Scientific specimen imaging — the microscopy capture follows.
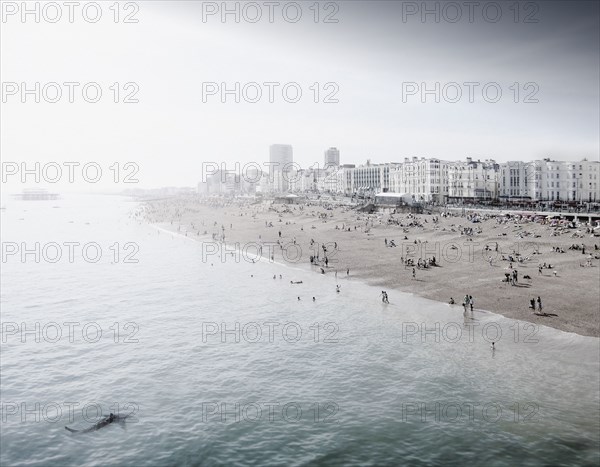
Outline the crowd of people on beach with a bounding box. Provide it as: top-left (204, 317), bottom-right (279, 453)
top-left (136, 195), bottom-right (600, 332)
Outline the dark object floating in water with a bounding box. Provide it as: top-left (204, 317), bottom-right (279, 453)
top-left (65, 413), bottom-right (129, 433)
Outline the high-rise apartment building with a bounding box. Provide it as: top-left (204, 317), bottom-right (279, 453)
top-left (324, 147), bottom-right (340, 168)
top-left (269, 144), bottom-right (293, 192)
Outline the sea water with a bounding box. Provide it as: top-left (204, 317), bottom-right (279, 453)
top-left (1, 194), bottom-right (598, 467)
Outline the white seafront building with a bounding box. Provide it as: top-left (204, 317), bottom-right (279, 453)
top-left (499, 159), bottom-right (600, 203)
top-left (197, 145), bottom-right (599, 204)
top-left (286, 157), bottom-right (600, 204)
top-left (390, 157), bottom-right (450, 204)
top-left (345, 160), bottom-right (398, 196)
top-left (448, 158), bottom-right (500, 202)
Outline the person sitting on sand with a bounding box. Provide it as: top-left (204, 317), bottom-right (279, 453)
top-left (449, 297), bottom-right (455, 305)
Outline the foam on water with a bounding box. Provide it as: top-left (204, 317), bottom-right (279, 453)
top-left (1, 195), bottom-right (599, 467)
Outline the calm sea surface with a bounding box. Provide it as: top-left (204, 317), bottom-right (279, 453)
top-left (1, 194), bottom-right (599, 467)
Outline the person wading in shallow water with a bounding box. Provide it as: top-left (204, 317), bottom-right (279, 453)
top-left (379, 291), bottom-right (389, 303)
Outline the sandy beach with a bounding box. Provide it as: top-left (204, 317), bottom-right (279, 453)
top-left (138, 197), bottom-right (600, 337)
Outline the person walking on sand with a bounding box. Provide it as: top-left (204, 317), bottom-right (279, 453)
top-left (469, 295), bottom-right (474, 312)
top-left (537, 296), bottom-right (543, 313)
top-left (412, 268), bottom-right (416, 280)
top-left (347, 268), bottom-right (350, 276)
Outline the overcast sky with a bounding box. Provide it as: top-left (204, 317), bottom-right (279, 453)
top-left (1, 0), bottom-right (599, 191)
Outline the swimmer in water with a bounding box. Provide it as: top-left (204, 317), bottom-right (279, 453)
top-left (312, 297), bottom-right (316, 301)
top-left (491, 342), bottom-right (495, 350)
top-left (336, 285), bottom-right (341, 293)
top-left (297, 297), bottom-right (301, 301)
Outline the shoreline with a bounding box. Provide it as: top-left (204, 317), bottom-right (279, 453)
top-left (150, 221), bottom-right (599, 342)
top-left (139, 197), bottom-right (600, 337)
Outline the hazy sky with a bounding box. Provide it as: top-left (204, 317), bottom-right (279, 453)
top-left (1, 0), bottom-right (599, 191)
